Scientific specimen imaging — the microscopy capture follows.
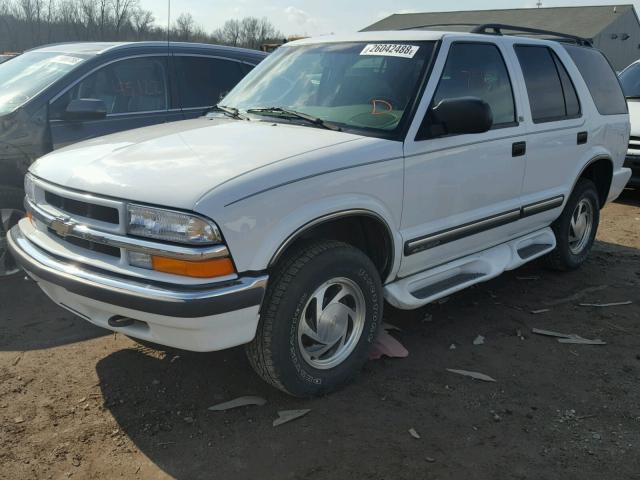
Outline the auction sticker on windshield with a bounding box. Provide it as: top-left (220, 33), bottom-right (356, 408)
top-left (360, 44), bottom-right (420, 58)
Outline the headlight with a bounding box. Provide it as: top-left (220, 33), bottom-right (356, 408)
top-left (24, 174), bottom-right (36, 203)
top-left (127, 204), bottom-right (222, 245)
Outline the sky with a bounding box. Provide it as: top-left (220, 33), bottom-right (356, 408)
top-left (140, 0), bottom-right (640, 37)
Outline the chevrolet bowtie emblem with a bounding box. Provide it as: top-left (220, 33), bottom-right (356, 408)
top-left (50, 217), bottom-right (75, 237)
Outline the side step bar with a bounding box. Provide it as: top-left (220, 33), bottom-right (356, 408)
top-left (413, 273), bottom-right (484, 299)
top-left (385, 228), bottom-right (556, 310)
top-left (517, 243), bottom-right (553, 259)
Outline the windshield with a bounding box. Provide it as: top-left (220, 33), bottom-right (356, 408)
top-left (0, 51), bottom-right (88, 116)
top-left (619, 62), bottom-right (640, 98)
top-left (222, 41), bottom-right (436, 136)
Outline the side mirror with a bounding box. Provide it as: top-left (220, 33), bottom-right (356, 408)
top-left (63, 98), bottom-right (107, 121)
top-left (421, 97), bottom-right (493, 138)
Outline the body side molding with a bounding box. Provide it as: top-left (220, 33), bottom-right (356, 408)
top-left (404, 194), bottom-right (565, 256)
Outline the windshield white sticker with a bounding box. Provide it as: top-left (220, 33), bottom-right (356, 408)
top-left (360, 44), bottom-right (419, 58)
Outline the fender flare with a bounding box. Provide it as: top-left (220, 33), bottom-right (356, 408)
top-left (267, 208), bottom-right (397, 279)
top-left (571, 154), bottom-right (613, 207)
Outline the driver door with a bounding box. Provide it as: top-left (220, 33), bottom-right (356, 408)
top-left (48, 56), bottom-right (176, 149)
top-left (399, 39), bottom-right (528, 278)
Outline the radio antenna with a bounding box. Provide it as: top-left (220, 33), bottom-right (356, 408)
top-left (167, 0), bottom-right (171, 45)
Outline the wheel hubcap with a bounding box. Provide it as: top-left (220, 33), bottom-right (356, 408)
top-left (568, 198), bottom-right (593, 255)
top-left (0, 208), bottom-right (24, 277)
top-left (297, 277), bottom-right (366, 370)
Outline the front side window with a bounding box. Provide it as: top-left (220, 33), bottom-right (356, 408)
top-left (429, 42), bottom-right (516, 132)
top-left (0, 51), bottom-right (89, 116)
top-left (51, 57), bottom-right (168, 119)
top-left (221, 41), bottom-right (436, 137)
top-left (175, 56), bottom-right (248, 108)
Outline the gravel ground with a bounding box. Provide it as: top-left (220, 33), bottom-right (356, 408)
top-left (1, 190), bottom-right (639, 480)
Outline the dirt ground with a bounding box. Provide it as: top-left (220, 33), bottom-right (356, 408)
top-left (1, 190), bottom-right (639, 480)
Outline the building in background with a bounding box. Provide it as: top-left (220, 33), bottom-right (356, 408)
top-left (363, 5), bottom-right (640, 70)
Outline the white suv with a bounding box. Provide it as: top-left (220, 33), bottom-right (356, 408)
top-left (8, 27), bottom-right (632, 396)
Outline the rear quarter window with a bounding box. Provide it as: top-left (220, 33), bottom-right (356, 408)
top-left (564, 45), bottom-right (627, 115)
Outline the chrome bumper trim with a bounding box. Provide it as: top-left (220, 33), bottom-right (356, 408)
top-left (8, 227), bottom-right (266, 318)
top-left (27, 199), bottom-right (229, 260)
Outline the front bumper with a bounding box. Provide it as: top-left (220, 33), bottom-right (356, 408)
top-left (624, 156), bottom-right (640, 187)
top-left (8, 226), bottom-right (268, 351)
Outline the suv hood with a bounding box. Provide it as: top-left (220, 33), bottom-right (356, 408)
top-left (30, 117), bottom-right (363, 209)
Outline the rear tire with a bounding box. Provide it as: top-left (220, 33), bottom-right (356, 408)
top-left (0, 186), bottom-right (26, 279)
top-left (545, 178), bottom-right (599, 271)
top-left (246, 240), bottom-right (383, 397)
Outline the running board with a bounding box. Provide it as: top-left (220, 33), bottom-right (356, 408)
top-left (413, 273), bottom-right (484, 299)
top-left (518, 243), bottom-right (552, 259)
top-left (385, 228), bottom-right (556, 310)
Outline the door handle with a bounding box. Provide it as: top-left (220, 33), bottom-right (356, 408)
top-left (512, 141), bottom-right (526, 157)
top-left (577, 131), bottom-right (588, 145)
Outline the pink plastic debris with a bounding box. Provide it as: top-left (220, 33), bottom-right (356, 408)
top-left (369, 327), bottom-right (409, 360)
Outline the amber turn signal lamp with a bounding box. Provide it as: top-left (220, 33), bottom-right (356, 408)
top-left (26, 211), bottom-right (33, 223)
top-left (151, 256), bottom-right (235, 278)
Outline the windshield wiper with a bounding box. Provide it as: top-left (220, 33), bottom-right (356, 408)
top-left (246, 107), bottom-right (342, 131)
top-left (210, 104), bottom-right (247, 120)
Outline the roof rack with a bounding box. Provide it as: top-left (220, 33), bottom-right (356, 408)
top-left (471, 24), bottom-right (592, 47)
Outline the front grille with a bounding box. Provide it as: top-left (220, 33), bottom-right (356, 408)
top-left (45, 191), bottom-right (119, 224)
top-left (47, 228), bottom-right (120, 258)
top-left (48, 228), bottom-right (121, 258)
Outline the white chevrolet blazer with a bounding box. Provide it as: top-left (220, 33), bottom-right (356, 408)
top-left (8, 28), bottom-right (632, 396)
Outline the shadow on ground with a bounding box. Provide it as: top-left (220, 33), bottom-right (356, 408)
top-left (95, 240), bottom-right (640, 480)
top-left (615, 187), bottom-right (639, 206)
top-left (0, 275), bottom-right (107, 351)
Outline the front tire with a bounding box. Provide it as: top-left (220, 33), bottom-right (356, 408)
top-left (246, 240), bottom-right (383, 397)
top-left (545, 178), bottom-right (600, 271)
top-left (0, 186), bottom-right (26, 279)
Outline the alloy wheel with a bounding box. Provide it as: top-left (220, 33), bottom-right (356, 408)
top-left (297, 277), bottom-right (366, 370)
top-left (568, 198), bottom-right (594, 255)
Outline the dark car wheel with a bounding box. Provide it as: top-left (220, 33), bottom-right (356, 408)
top-left (246, 240), bottom-right (383, 397)
top-left (545, 178), bottom-right (600, 271)
top-left (0, 186), bottom-right (25, 279)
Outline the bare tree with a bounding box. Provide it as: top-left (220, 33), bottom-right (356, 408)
top-left (174, 12), bottom-right (194, 41)
top-left (0, 4), bottom-right (277, 52)
top-left (96, 0), bottom-right (110, 40)
top-left (131, 5), bottom-right (152, 40)
top-left (111, 0), bottom-right (135, 38)
top-left (213, 19), bottom-right (241, 46)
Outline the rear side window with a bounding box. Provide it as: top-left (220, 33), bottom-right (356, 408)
top-left (564, 45), bottom-right (627, 115)
top-left (515, 45), bottom-right (580, 123)
top-left (174, 56), bottom-right (247, 108)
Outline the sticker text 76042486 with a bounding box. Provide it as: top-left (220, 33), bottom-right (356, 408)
top-left (360, 44), bottom-right (420, 59)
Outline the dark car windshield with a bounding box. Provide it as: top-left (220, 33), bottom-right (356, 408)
top-left (619, 62), bottom-right (640, 98)
top-left (221, 41), bottom-right (436, 137)
top-left (0, 51), bottom-right (89, 115)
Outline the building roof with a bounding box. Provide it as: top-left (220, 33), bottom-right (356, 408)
top-left (362, 5), bottom-right (638, 39)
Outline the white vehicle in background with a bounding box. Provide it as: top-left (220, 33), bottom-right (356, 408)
top-left (8, 25), bottom-right (631, 397)
top-left (618, 61), bottom-right (640, 187)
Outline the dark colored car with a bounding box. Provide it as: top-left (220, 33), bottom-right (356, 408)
top-left (0, 41), bottom-right (266, 277)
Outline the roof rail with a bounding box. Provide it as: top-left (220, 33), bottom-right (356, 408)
top-left (471, 24), bottom-right (592, 46)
